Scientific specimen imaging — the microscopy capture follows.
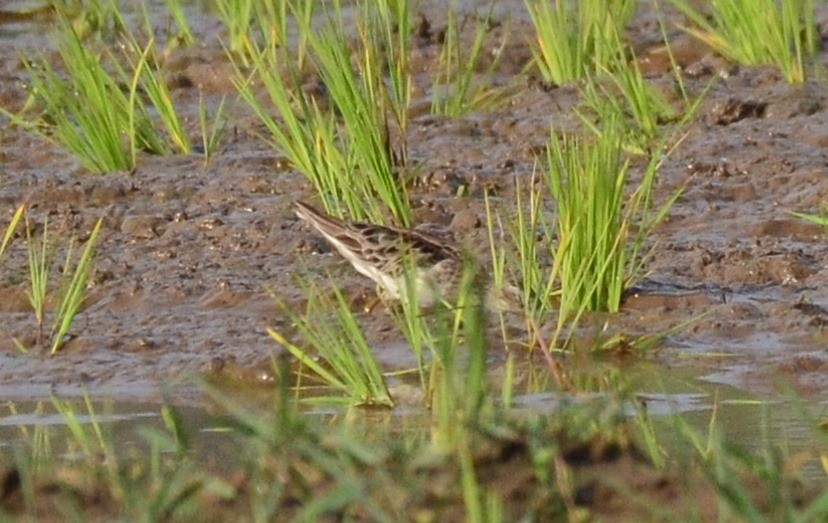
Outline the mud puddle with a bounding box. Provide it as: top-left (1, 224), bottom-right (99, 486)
top-left (0, 361), bottom-right (820, 481)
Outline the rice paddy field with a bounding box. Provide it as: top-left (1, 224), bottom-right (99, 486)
top-left (0, 0), bottom-right (826, 520)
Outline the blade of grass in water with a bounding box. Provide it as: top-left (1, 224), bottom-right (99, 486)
top-left (269, 279), bottom-right (393, 408)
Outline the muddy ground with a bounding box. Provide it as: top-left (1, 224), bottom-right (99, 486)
top-left (0, 2), bottom-right (825, 413)
top-left (0, 1), bottom-right (826, 520)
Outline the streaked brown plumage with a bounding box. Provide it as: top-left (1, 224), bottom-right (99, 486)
top-left (295, 201), bottom-right (518, 311)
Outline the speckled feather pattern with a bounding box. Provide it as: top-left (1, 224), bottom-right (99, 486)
top-left (294, 202), bottom-right (465, 307)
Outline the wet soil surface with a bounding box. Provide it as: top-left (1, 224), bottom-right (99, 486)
top-left (0, 1), bottom-right (826, 412)
top-left (0, 3), bottom-right (827, 518)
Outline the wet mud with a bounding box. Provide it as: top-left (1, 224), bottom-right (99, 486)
top-left (0, 1), bottom-right (826, 413)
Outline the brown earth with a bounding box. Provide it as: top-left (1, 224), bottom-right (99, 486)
top-left (0, 1), bottom-right (826, 519)
top-left (0, 2), bottom-right (825, 402)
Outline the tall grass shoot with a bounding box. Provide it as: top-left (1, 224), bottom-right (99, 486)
top-left (1, 205), bottom-right (24, 263)
top-left (25, 216), bottom-right (52, 347)
top-left (366, 0), bottom-right (412, 165)
top-left (163, 0), bottom-right (195, 47)
top-left (197, 92), bottom-right (230, 165)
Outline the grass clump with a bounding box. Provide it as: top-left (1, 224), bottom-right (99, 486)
top-left (4, 2), bottom-right (194, 173)
top-left (12, 20), bottom-right (161, 172)
top-left (579, 55), bottom-right (678, 152)
top-left (430, 5), bottom-right (509, 116)
top-left (309, 3), bottom-right (410, 225)
top-left (214, 0), bottom-right (304, 65)
top-left (235, 0), bottom-right (411, 225)
top-left (670, 0), bottom-right (818, 84)
top-left (213, 0), bottom-right (256, 57)
top-left (524, 0), bottom-right (636, 86)
top-left (494, 117), bottom-right (680, 351)
top-left (268, 280), bottom-right (393, 408)
top-left (21, 216), bottom-right (104, 354)
top-left (4, 386), bottom-right (826, 521)
top-left (545, 120), bottom-right (674, 317)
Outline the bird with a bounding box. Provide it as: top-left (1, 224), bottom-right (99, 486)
top-left (294, 201), bottom-right (519, 313)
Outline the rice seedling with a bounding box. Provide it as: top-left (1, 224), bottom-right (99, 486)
top-left (430, 4), bottom-right (509, 116)
top-left (215, 0), bottom-right (316, 65)
top-left (268, 279), bottom-right (393, 408)
top-left (232, 45), bottom-right (356, 217)
top-left (669, 0), bottom-right (818, 84)
top-left (25, 216), bottom-right (52, 348)
top-left (5, 8), bottom-right (197, 173)
top-left (255, 1), bottom-right (316, 71)
top-left (50, 217), bottom-right (103, 354)
top-left (578, 14), bottom-right (711, 154)
top-left (524, 0), bottom-right (637, 86)
top-left (197, 92), bottom-right (230, 165)
top-left (483, 194), bottom-right (521, 345)
top-left (579, 53), bottom-right (677, 152)
top-left (492, 116), bottom-right (680, 355)
top-left (545, 119), bottom-right (677, 318)
top-left (307, 5), bottom-right (410, 225)
top-left (250, 0), bottom-right (288, 49)
top-left (125, 36), bottom-right (191, 156)
top-left (9, 19), bottom-right (155, 172)
top-left (20, 215), bottom-right (103, 354)
top-left (489, 174), bottom-right (559, 325)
